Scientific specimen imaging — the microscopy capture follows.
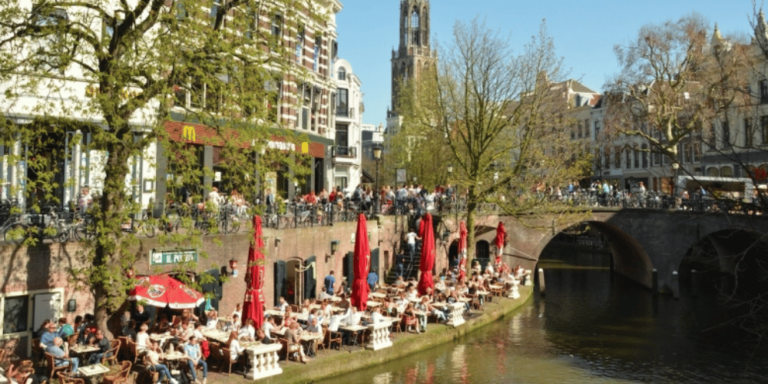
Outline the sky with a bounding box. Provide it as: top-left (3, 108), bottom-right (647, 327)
top-left (334, 0), bottom-right (759, 128)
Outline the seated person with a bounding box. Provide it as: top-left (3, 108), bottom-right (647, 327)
top-left (87, 329), bottom-right (112, 365)
top-left (7, 360), bottom-right (39, 384)
top-left (284, 322), bottom-right (310, 363)
top-left (275, 297), bottom-right (289, 313)
top-left (49, 337), bottom-right (79, 373)
top-left (262, 316), bottom-right (280, 343)
top-left (135, 323), bottom-right (150, 353)
top-left (238, 319), bottom-right (256, 341)
top-left (306, 317), bottom-right (322, 334)
top-left (40, 321), bottom-right (59, 350)
top-left (145, 341), bottom-right (178, 384)
top-left (364, 307), bottom-right (386, 325)
top-left (227, 331), bottom-right (246, 362)
top-left (327, 313), bottom-right (342, 333)
top-left (183, 337), bottom-right (207, 384)
top-left (153, 314), bottom-right (171, 334)
top-left (300, 299), bottom-right (312, 315)
top-left (205, 311), bottom-right (219, 330)
top-left (57, 317), bottom-right (74, 339)
top-left (282, 308), bottom-right (297, 329)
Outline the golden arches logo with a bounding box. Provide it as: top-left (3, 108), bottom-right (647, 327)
top-left (182, 125), bottom-right (196, 142)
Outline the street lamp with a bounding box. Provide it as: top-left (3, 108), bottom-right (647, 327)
top-left (493, 172), bottom-right (499, 183)
top-left (373, 144), bottom-right (382, 214)
top-left (447, 164), bottom-right (453, 175)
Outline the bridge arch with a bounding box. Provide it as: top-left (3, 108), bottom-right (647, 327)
top-left (533, 220), bottom-right (655, 289)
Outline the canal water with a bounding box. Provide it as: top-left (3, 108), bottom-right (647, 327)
top-left (320, 245), bottom-right (768, 384)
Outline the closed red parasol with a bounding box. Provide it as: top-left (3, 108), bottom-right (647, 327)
top-left (417, 213), bottom-right (435, 295)
top-left (458, 221), bottom-right (468, 281)
top-left (494, 222), bottom-right (507, 265)
top-left (242, 215), bottom-right (266, 329)
top-left (128, 274), bottom-right (205, 309)
top-left (350, 214), bottom-right (371, 311)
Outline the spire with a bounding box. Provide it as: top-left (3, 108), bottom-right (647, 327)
top-left (712, 23), bottom-right (723, 43)
top-left (756, 9), bottom-right (768, 48)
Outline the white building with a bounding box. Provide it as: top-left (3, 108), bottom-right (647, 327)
top-left (331, 58), bottom-right (364, 194)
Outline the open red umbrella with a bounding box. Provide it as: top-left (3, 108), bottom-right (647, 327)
top-left (494, 222), bottom-right (507, 266)
top-left (458, 221), bottom-right (468, 281)
top-left (417, 213), bottom-right (435, 295)
top-left (242, 215), bottom-right (265, 329)
top-left (350, 214), bottom-right (371, 311)
top-left (129, 274), bottom-right (205, 309)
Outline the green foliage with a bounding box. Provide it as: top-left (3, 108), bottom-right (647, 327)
top-left (0, 0), bottom-right (329, 330)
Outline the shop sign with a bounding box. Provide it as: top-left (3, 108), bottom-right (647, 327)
top-left (150, 248), bottom-right (198, 266)
top-left (182, 125), bottom-right (196, 142)
top-left (267, 141), bottom-right (296, 151)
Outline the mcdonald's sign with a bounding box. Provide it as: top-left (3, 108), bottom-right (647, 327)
top-left (301, 142), bottom-right (309, 154)
top-left (182, 125), bottom-right (196, 142)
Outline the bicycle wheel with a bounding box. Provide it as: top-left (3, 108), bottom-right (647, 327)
top-left (53, 224), bottom-right (69, 243)
top-left (278, 216), bottom-right (289, 229)
top-left (228, 217), bottom-right (241, 234)
top-left (3, 223), bottom-right (27, 244)
top-left (141, 222), bottom-right (156, 238)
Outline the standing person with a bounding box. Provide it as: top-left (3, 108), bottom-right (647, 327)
top-left (367, 269), bottom-right (378, 291)
top-left (395, 257), bottom-right (405, 278)
top-left (133, 304), bottom-right (151, 331)
top-left (207, 187), bottom-right (221, 209)
top-left (324, 271), bottom-right (336, 295)
top-left (264, 188), bottom-right (275, 212)
top-left (404, 228), bottom-right (419, 263)
top-left (78, 186), bottom-right (93, 213)
top-left (230, 303), bottom-right (242, 321)
top-left (184, 337), bottom-right (208, 384)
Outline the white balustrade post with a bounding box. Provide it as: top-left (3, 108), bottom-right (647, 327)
top-left (366, 321), bottom-right (393, 351)
top-left (246, 343), bottom-right (283, 380)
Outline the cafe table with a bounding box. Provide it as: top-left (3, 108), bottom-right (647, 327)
top-left (339, 324), bottom-right (368, 348)
top-left (149, 333), bottom-right (175, 348)
top-left (366, 300), bottom-right (383, 308)
top-left (77, 363), bottom-right (110, 383)
top-left (369, 292), bottom-right (387, 299)
top-left (202, 329), bottom-right (230, 344)
top-left (162, 351), bottom-right (188, 378)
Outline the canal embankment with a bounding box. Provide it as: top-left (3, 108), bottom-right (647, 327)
top-left (236, 286), bottom-right (532, 384)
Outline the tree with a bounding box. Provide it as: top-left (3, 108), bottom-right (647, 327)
top-left (603, 14), bottom-right (750, 192)
top-left (396, 18), bottom-right (590, 273)
top-left (0, 0), bottom-right (321, 335)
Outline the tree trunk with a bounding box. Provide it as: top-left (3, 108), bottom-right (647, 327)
top-left (465, 198), bottom-right (477, 279)
top-left (92, 137), bottom-right (132, 338)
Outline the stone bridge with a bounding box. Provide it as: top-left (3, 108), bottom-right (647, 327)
top-left (439, 209), bottom-right (768, 292)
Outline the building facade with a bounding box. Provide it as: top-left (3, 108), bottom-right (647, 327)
top-left (331, 58), bottom-right (365, 194)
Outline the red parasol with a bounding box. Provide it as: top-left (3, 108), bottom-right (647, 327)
top-left (494, 222), bottom-right (507, 265)
top-left (458, 221), bottom-right (468, 281)
top-left (417, 213), bottom-right (435, 295)
top-left (350, 214), bottom-right (371, 311)
top-left (129, 274), bottom-right (205, 309)
top-left (242, 215), bottom-right (266, 329)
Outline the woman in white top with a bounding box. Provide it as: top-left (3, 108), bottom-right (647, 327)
top-left (238, 319), bottom-right (256, 341)
top-left (231, 303), bottom-right (242, 321)
top-left (227, 331), bottom-right (246, 362)
top-left (135, 323), bottom-right (150, 352)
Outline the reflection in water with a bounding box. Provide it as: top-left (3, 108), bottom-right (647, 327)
top-left (320, 245), bottom-right (768, 384)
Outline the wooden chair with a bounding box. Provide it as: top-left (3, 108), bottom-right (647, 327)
top-left (327, 328), bottom-right (343, 350)
top-left (316, 328), bottom-right (328, 352)
top-left (32, 338), bottom-right (44, 364)
top-left (116, 336), bottom-right (128, 360)
top-left (102, 339), bottom-right (121, 366)
top-left (289, 304), bottom-right (299, 313)
top-left (57, 371), bottom-right (85, 384)
top-left (125, 338), bottom-right (139, 364)
top-left (102, 361), bottom-right (131, 384)
top-left (402, 313), bottom-right (419, 333)
top-left (219, 347), bottom-right (243, 376)
top-left (208, 342), bottom-right (222, 370)
top-left (45, 352), bottom-right (71, 383)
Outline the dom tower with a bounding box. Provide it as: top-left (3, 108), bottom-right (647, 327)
top-left (386, 0), bottom-right (437, 136)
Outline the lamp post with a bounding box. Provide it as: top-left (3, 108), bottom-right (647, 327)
top-left (373, 144), bottom-right (382, 214)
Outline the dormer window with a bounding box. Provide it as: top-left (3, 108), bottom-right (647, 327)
top-left (338, 67), bottom-right (346, 81)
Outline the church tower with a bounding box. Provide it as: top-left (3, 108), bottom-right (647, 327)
top-left (389, 0), bottom-right (436, 117)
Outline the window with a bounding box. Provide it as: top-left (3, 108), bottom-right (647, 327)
top-left (707, 167), bottom-right (719, 177)
top-left (570, 126), bottom-right (575, 140)
top-left (693, 143), bottom-right (701, 163)
top-left (625, 148), bottom-right (632, 169)
top-left (271, 14), bottom-right (282, 43)
top-left (762, 116), bottom-right (768, 145)
top-left (210, 0), bottom-right (221, 21)
top-left (594, 120), bottom-right (601, 139)
top-left (613, 146), bottom-right (620, 169)
top-left (336, 88), bottom-right (348, 116)
top-left (760, 80), bottom-right (768, 104)
top-left (334, 177), bottom-right (348, 191)
top-left (634, 145), bottom-right (640, 168)
top-left (683, 143), bottom-right (692, 164)
top-left (722, 121), bottom-right (731, 148)
top-left (745, 118), bottom-right (754, 147)
top-left (411, 10), bottom-right (420, 45)
top-left (32, 7), bottom-right (68, 72)
top-left (708, 122), bottom-right (717, 149)
top-left (338, 67), bottom-right (346, 81)
top-left (720, 166), bottom-right (733, 177)
top-left (296, 24), bottom-right (305, 64)
top-left (3, 295), bottom-right (29, 334)
top-left (578, 121), bottom-right (583, 138)
top-left (330, 40), bottom-right (338, 78)
top-left (603, 147), bottom-right (610, 169)
top-left (314, 37), bottom-right (321, 71)
top-left (642, 144), bottom-right (649, 168)
top-left (653, 151), bottom-right (661, 166)
top-left (190, 77), bottom-right (204, 109)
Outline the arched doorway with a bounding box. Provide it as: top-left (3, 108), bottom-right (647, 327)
top-left (274, 256), bottom-right (317, 306)
top-left (448, 241), bottom-right (458, 269)
top-left (476, 240), bottom-right (490, 271)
